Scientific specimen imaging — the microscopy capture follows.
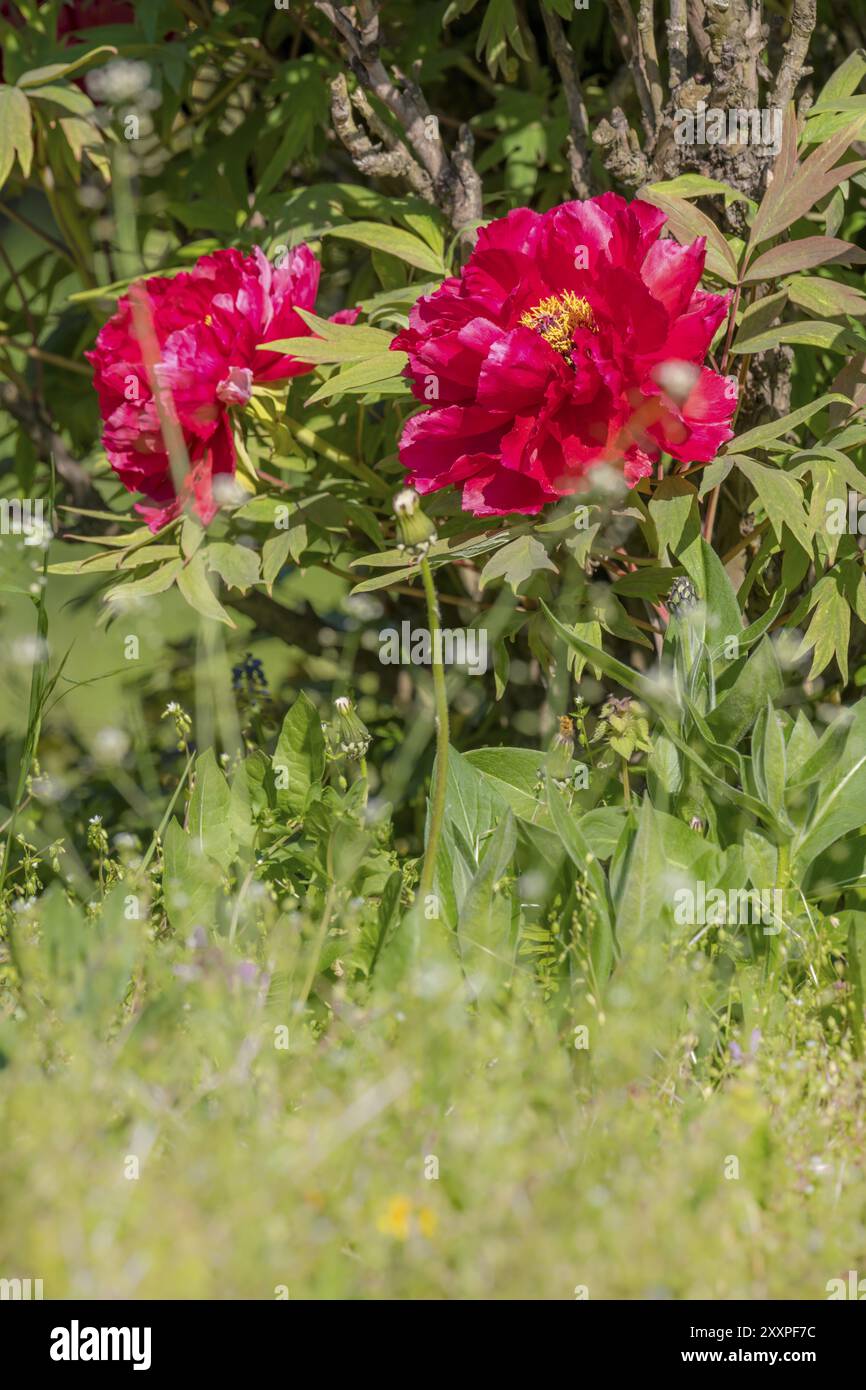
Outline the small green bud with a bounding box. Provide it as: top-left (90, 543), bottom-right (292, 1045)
top-left (334, 695), bottom-right (371, 760)
top-left (393, 487), bottom-right (437, 559)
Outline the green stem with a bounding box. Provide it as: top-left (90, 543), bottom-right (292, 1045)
top-left (283, 417), bottom-right (390, 497)
top-left (418, 558), bottom-right (450, 905)
top-left (299, 838), bottom-right (337, 1006)
top-left (358, 755), bottom-right (369, 809)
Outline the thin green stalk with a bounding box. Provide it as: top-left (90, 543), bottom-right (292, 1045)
top-left (283, 417), bottom-right (390, 497)
top-left (358, 755), bottom-right (369, 809)
top-left (299, 837), bottom-right (337, 1006)
top-left (418, 557), bottom-right (450, 904)
top-left (140, 752), bottom-right (193, 873)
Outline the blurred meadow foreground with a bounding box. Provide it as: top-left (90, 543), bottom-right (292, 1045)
top-left (4, 0), bottom-right (866, 1301)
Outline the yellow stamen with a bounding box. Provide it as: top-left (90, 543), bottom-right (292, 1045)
top-left (520, 290), bottom-right (596, 357)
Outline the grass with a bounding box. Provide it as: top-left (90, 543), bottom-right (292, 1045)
top-left (2, 551), bottom-right (866, 1302)
top-left (2, 905), bottom-right (865, 1299)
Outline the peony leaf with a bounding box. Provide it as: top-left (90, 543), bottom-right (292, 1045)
top-left (103, 561), bottom-right (185, 612)
top-left (305, 352), bottom-right (408, 405)
top-left (748, 116), bottom-right (866, 248)
top-left (728, 395), bottom-right (851, 452)
top-left (797, 572), bottom-right (851, 683)
top-left (479, 536), bottom-right (557, 594)
top-left (735, 457), bottom-right (813, 553)
top-left (206, 542), bottom-right (260, 594)
top-left (641, 173), bottom-right (755, 210)
top-left (176, 552), bottom-right (235, 625)
top-left (15, 48), bottom-right (117, 88)
top-left (648, 476), bottom-right (699, 559)
top-left (729, 320), bottom-right (861, 354)
top-left (325, 222), bottom-right (445, 274)
top-left (0, 85), bottom-right (33, 186)
top-left (742, 236), bottom-right (866, 282)
top-left (261, 532), bottom-right (292, 591)
top-left (636, 188), bottom-right (739, 283)
top-left (260, 311), bottom-right (394, 363)
top-left (24, 84), bottom-right (92, 116)
top-left (812, 47), bottom-right (866, 107)
top-left (784, 275), bottom-right (866, 320)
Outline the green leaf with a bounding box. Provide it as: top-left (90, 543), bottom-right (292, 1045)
top-left (648, 476), bottom-right (699, 560)
top-left (262, 532), bottom-right (292, 590)
top-left (752, 697), bottom-right (787, 817)
top-left (794, 705), bottom-right (866, 870)
top-left (636, 188), bottom-right (739, 283)
top-left (206, 542), bottom-right (260, 594)
top-left (742, 829), bottom-right (778, 894)
top-left (457, 812), bottom-right (518, 985)
top-left (640, 173), bottom-right (754, 209)
top-left (464, 747), bottom-right (546, 822)
top-left (748, 116), bottom-right (866, 248)
top-left (325, 222), bottom-right (445, 275)
top-left (433, 747), bottom-right (509, 930)
top-left (541, 601), bottom-right (669, 714)
top-left (260, 311), bottom-right (395, 363)
top-left (105, 559), bottom-right (184, 607)
top-left (15, 48), bottom-right (118, 88)
top-left (709, 638), bottom-right (783, 744)
top-left (176, 552), bottom-right (235, 626)
top-left (229, 751), bottom-right (273, 851)
top-left (272, 692), bottom-right (325, 817)
top-left (162, 820), bottom-right (219, 937)
top-left (305, 352), bottom-right (407, 405)
top-left (614, 800), bottom-right (670, 952)
top-left (735, 457), bottom-right (814, 553)
top-left (547, 784), bottom-right (614, 983)
top-left (188, 749), bottom-right (236, 866)
top-left (729, 321), bottom-right (860, 354)
top-left (843, 910), bottom-right (866, 1054)
top-left (797, 572), bottom-right (851, 682)
top-left (784, 275), bottom-right (866, 319)
top-left (479, 536), bottom-right (557, 594)
top-left (729, 395), bottom-right (851, 452)
top-left (24, 83), bottom-right (92, 116)
top-left (743, 236), bottom-right (866, 282)
top-left (813, 48), bottom-right (866, 107)
top-left (0, 85), bottom-right (33, 185)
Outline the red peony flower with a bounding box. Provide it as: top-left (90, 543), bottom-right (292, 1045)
top-left (391, 193), bottom-right (736, 515)
top-left (1, 2), bottom-right (135, 85)
top-left (56, 0), bottom-right (134, 36)
top-left (87, 246), bottom-right (357, 530)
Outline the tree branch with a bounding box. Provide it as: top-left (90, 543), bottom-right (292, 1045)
top-left (771, 0), bottom-right (817, 110)
top-left (314, 0), bottom-right (482, 238)
top-left (540, 3), bottom-right (592, 197)
top-left (327, 73), bottom-right (433, 199)
top-left (666, 0), bottom-right (689, 92)
top-left (605, 0), bottom-right (663, 139)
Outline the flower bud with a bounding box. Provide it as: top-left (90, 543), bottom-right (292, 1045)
top-left (537, 715), bottom-right (576, 788)
top-left (393, 488), bottom-right (437, 560)
top-left (334, 696), bottom-right (371, 760)
top-left (667, 575), bottom-right (698, 615)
